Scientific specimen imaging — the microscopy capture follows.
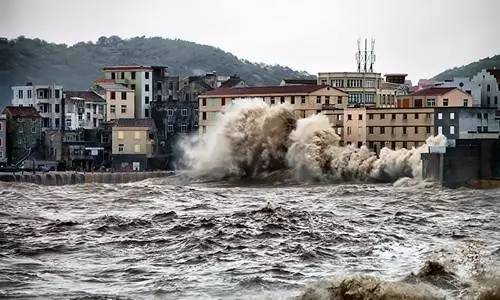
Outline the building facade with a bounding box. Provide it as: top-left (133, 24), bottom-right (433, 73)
top-left (3, 106), bottom-right (42, 165)
top-left (63, 91), bottom-right (106, 130)
top-left (111, 118), bottom-right (156, 171)
top-left (317, 72), bottom-right (409, 107)
top-left (397, 87), bottom-right (473, 108)
top-left (199, 85), bottom-right (348, 134)
top-left (0, 114), bottom-right (6, 166)
top-left (11, 83), bottom-right (63, 130)
top-left (470, 69), bottom-right (500, 108)
top-left (94, 80), bottom-right (135, 121)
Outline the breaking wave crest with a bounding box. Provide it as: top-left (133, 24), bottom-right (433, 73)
top-left (179, 100), bottom-right (446, 182)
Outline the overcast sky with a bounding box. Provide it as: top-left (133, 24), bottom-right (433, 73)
top-left (1, 0), bottom-right (499, 83)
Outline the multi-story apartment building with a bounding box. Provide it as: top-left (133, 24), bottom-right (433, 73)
top-left (3, 106), bottom-right (42, 165)
top-left (317, 72), bottom-right (409, 107)
top-left (437, 77), bottom-right (481, 106)
top-left (94, 80), bottom-right (135, 121)
top-left (63, 91), bottom-right (106, 130)
top-left (199, 85), bottom-right (348, 134)
top-left (470, 69), bottom-right (500, 108)
top-left (11, 83), bottom-right (63, 130)
top-left (397, 87), bottom-right (473, 108)
top-left (0, 114), bottom-right (6, 166)
top-left (111, 118), bottom-right (156, 171)
top-left (103, 65), bottom-right (168, 118)
top-left (342, 107), bottom-right (436, 153)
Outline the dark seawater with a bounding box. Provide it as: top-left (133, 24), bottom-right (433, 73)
top-left (1, 176), bottom-right (500, 299)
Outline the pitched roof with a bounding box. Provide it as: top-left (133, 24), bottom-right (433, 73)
top-left (64, 90), bottom-right (104, 102)
top-left (487, 69), bottom-right (500, 83)
top-left (220, 76), bottom-right (245, 88)
top-left (102, 65), bottom-right (167, 71)
top-left (3, 106), bottom-right (41, 118)
top-left (281, 79), bottom-right (318, 85)
top-left (410, 87), bottom-right (457, 96)
top-left (202, 85), bottom-right (345, 96)
top-left (115, 118), bottom-right (155, 128)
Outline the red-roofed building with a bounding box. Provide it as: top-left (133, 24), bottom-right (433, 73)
top-left (396, 87), bottom-right (473, 108)
top-left (198, 85), bottom-right (348, 134)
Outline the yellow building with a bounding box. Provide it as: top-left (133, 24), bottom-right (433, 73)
top-left (111, 118), bottom-right (156, 171)
top-left (94, 80), bottom-right (135, 121)
top-left (198, 85), bottom-right (348, 134)
top-left (397, 87), bottom-right (473, 108)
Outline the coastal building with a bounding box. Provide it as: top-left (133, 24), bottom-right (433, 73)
top-left (437, 77), bottom-right (481, 106)
top-left (0, 114), bottom-right (6, 166)
top-left (63, 91), bottom-right (106, 130)
top-left (280, 79), bottom-right (318, 86)
top-left (3, 106), bottom-right (42, 165)
top-left (102, 65), bottom-right (168, 118)
top-left (93, 80), bottom-right (135, 121)
top-left (11, 83), bottom-right (63, 130)
top-left (317, 72), bottom-right (409, 107)
top-left (470, 69), bottom-right (500, 108)
top-left (341, 107), bottom-right (436, 153)
top-left (396, 87), bottom-right (473, 108)
top-left (199, 85), bottom-right (348, 134)
top-left (111, 118), bottom-right (156, 171)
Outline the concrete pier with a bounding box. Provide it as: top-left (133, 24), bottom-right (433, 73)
top-left (0, 171), bottom-right (172, 186)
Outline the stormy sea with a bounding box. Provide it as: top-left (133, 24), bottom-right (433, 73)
top-left (2, 102), bottom-right (500, 299)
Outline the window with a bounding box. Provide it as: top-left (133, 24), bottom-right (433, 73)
top-left (358, 114), bottom-right (362, 120)
top-left (110, 105), bottom-right (116, 114)
top-left (347, 127), bottom-right (351, 135)
top-left (121, 105), bottom-right (127, 113)
top-left (427, 127), bottom-right (431, 134)
top-left (221, 98), bottom-right (226, 106)
top-left (450, 113), bottom-right (455, 120)
top-left (27, 90), bottom-right (32, 98)
top-left (134, 144), bottom-right (140, 153)
top-left (291, 97), bottom-right (295, 104)
top-left (111, 72), bottom-right (116, 80)
top-left (145, 96), bottom-right (149, 104)
top-left (368, 114), bottom-right (373, 120)
top-left (156, 82), bottom-right (162, 90)
top-left (19, 126), bottom-right (23, 133)
top-left (118, 131), bottom-right (124, 139)
top-left (347, 114), bottom-right (352, 120)
top-left (443, 99), bottom-right (449, 106)
top-left (270, 97), bottom-right (275, 105)
top-left (495, 96), bottom-right (498, 105)
top-left (181, 124), bottom-right (187, 132)
top-left (336, 127), bottom-right (342, 135)
top-left (380, 127), bottom-right (385, 134)
top-left (145, 72), bottom-right (150, 79)
top-left (134, 131), bottom-right (141, 139)
top-left (450, 126), bottom-right (455, 135)
top-left (477, 126), bottom-right (482, 133)
top-left (181, 109), bottom-right (187, 116)
top-left (438, 126), bottom-right (443, 135)
top-left (487, 84), bottom-right (491, 92)
top-left (168, 124), bottom-right (174, 132)
top-left (157, 95), bottom-right (161, 101)
top-left (487, 96), bottom-right (491, 105)
top-left (414, 99), bottom-right (423, 107)
top-left (122, 92), bottom-right (127, 100)
top-left (118, 144), bottom-right (124, 152)
top-left (55, 89), bottom-right (60, 99)
top-left (427, 99), bottom-right (435, 107)
top-left (31, 126), bottom-right (36, 133)
top-left (438, 113), bottom-right (443, 120)
top-left (484, 113), bottom-right (488, 120)
top-left (280, 96), bottom-right (285, 104)
top-left (483, 126), bottom-right (488, 132)
top-left (55, 104), bottom-right (60, 113)
top-left (415, 127), bottom-right (418, 134)
top-left (325, 96), bottom-right (330, 105)
top-left (380, 114), bottom-right (385, 119)
top-left (131, 72), bottom-right (136, 80)
top-left (337, 96), bottom-right (342, 105)
top-left (145, 109), bottom-right (149, 118)
top-left (202, 99), bottom-right (206, 106)
top-left (131, 84), bottom-right (136, 90)
top-left (145, 84), bottom-right (150, 92)
top-left (111, 91), bottom-right (116, 100)
top-left (301, 96), bottom-right (306, 104)
top-left (403, 114), bottom-right (407, 120)
top-left (202, 112), bottom-right (207, 120)
top-left (120, 72), bottom-right (125, 79)
top-left (369, 127), bottom-right (374, 134)
top-left (403, 127), bottom-right (407, 135)
top-left (414, 113), bottom-right (419, 119)
top-left (391, 114), bottom-right (396, 120)
top-left (55, 118), bottom-right (60, 128)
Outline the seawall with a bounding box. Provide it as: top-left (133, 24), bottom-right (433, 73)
top-left (0, 171), bottom-right (173, 186)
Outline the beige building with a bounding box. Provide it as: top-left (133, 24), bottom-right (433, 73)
top-left (397, 87), bottom-right (473, 108)
top-left (199, 85), bottom-right (348, 134)
top-left (336, 107), bottom-right (436, 153)
top-left (94, 80), bottom-right (135, 121)
top-left (317, 72), bottom-right (409, 107)
top-left (111, 118), bottom-right (156, 171)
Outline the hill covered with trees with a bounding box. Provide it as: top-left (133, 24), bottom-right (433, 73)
top-left (433, 55), bottom-right (500, 81)
top-left (0, 36), bottom-right (313, 108)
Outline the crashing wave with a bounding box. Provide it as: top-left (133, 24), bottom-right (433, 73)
top-left (178, 100), bottom-right (447, 182)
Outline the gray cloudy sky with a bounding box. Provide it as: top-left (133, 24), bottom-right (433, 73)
top-left (1, 0), bottom-right (499, 83)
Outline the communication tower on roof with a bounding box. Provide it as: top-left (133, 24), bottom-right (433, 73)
top-left (355, 37), bottom-right (376, 72)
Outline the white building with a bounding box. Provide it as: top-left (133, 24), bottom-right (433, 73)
top-left (63, 91), bottom-right (106, 130)
top-left (471, 69), bottom-right (500, 108)
top-left (438, 77), bottom-right (481, 106)
top-left (11, 83), bottom-right (63, 130)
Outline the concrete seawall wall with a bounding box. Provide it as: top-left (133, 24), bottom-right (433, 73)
top-left (0, 171), bottom-right (172, 186)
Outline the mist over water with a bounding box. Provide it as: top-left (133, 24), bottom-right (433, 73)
top-left (179, 100), bottom-right (447, 182)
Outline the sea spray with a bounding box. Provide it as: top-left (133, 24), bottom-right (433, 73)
top-left (179, 100), bottom-right (447, 182)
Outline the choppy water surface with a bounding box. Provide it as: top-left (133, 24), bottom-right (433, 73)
top-left (1, 176), bottom-right (500, 299)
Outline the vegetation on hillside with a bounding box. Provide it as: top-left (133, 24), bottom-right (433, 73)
top-left (0, 36), bottom-right (313, 108)
top-left (433, 55), bottom-right (500, 81)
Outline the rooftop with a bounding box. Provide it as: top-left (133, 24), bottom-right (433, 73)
top-left (281, 79), bottom-right (318, 85)
top-left (64, 91), bottom-right (104, 102)
top-left (95, 81), bottom-right (133, 92)
top-left (103, 65), bottom-right (167, 71)
top-left (3, 106), bottom-right (41, 118)
top-left (202, 85), bottom-right (345, 96)
top-left (410, 87), bottom-right (457, 96)
top-left (487, 69), bottom-right (500, 83)
top-left (114, 118), bottom-right (155, 128)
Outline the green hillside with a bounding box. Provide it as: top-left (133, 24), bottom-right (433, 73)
top-left (433, 55), bottom-right (500, 81)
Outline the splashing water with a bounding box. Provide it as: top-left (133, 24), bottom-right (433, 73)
top-left (179, 100), bottom-right (447, 182)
